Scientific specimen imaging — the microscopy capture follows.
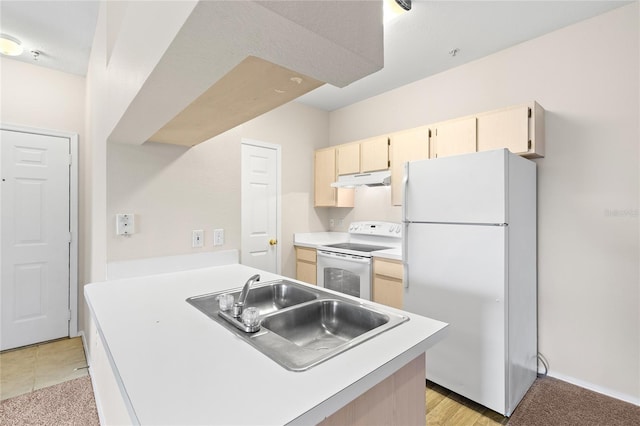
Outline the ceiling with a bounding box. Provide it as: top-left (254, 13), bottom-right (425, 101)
top-left (0, 1), bottom-right (631, 111)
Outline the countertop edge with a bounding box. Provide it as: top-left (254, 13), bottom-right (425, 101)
top-left (288, 333), bottom-right (446, 425)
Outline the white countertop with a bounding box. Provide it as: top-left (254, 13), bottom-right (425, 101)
top-left (85, 264), bottom-right (446, 425)
top-left (294, 231), bottom-right (402, 261)
top-left (293, 231), bottom-right (349, 248)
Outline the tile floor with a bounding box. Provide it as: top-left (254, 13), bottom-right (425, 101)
top-left (0, 337), bottom-right (88, 401)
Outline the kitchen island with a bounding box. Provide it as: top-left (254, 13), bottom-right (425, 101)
top-left (85, 263), bottom-right (447, 425)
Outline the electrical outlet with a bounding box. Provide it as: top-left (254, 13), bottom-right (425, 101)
top-left (329, 219), bottom-right (335, 228)
top-left (192, 230), bottom-right (204, 248)
top-left (213, 229), bottom-right (224, 246)
top-left (116, 213), bottom-right (135, 236)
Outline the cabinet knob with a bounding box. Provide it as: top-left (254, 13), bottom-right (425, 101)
top-left (269, 239), bottom-right (278, 246)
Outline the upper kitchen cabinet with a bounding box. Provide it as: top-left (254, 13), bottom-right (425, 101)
top-left (337, 136), bottom-right (390, 176)
top-left (477, 102), bottom-right (545, 158)
top-left (337, 144), bottom-right (361, 176)
top-left (360, 136), bottom-right (390, 172)
top-left (432, 117), bottom-right (477, 158)
top-left (390, 126), bottom-right (430, 206)
top-left (314, 147), bottom-right (354, 208)
top-left (105, 1), bottom-right (384, 147)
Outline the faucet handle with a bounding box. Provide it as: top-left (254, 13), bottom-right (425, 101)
top-left (241, 307), bottom-right (261, 328)
top-left (217, 294), bottom-right (234, 311)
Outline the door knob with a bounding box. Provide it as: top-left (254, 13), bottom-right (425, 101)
top-left (269, 239), bottom-right (278, 246)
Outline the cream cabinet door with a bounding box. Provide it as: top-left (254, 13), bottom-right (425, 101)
top-left (373, 258), bottom-right (403, 309)
top-left (477, 102), bottom-right (545, 158)
top-left (295, 247), bottom-right (317, 285)
top-left (389, 126), bottom-right (430, 206)
top-left (433, 117), bottom-right (477, 158)
top-left (337, 143), bottom-right (360, 175)
top-left (314, 148), bottom-right (354, 208)
top-left (477, 104), bottom-right (529, 154)
top-left (360, 136), bottom-right (389, 172)
top-left (314, 148), bottom-right (336, 207)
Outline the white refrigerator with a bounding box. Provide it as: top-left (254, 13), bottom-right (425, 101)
top-left (402, 148), bottom-right (537, 417)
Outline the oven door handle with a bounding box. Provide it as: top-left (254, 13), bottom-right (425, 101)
top-left (317, 250), bottom-right (372, 264)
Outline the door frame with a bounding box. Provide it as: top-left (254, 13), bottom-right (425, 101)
top-left (240, 139), bottom-right (281, 275)
top-left (0, 123), bottom-right (79, 338)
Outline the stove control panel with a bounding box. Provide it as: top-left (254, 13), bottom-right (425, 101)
top-left (348, 221), bottom-right (402, 237)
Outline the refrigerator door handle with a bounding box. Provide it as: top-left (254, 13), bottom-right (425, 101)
top-left (403, 222), bottom-right (409, 288)
top-left (402, 162), bottom-right (410, 288)
top-left (402, 162), bottom-right (409, 222)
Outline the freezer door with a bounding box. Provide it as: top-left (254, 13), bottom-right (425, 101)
top-left (405, 149), bottom-right (507, 224)
top-left (403, 223), bottom-right (507, 414)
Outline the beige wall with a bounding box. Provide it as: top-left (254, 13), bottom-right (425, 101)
top-left (107, 101), bottom-right (329, 279)
top-left (0, 57), bottom-right (87, 338)
top-left (328, 4), bottom-right (639, 402)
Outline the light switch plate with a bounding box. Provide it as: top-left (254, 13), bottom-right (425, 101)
top-left (213, 229), bottom-right (224, 246)
top-left (192, 230), bottom-right (204, 248)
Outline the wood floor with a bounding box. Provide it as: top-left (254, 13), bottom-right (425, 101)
top-left (426, 381), bottom-right (508, 426)
top-left (3, 339), bottom-right (509, 425)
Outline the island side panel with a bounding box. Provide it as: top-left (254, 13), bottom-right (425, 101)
top-left (318, 353), bottom-right (426, 426)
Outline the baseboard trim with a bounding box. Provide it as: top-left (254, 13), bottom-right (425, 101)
top-left (78, 330), bottom-right (89, 364)
top-left (547, 370), bottom-right (639, 406)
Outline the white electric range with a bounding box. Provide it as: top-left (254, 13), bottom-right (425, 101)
top-left (316, 221), bottom-right (402, 300)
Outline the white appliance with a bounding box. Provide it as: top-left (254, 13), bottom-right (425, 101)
top-left (317, 221), bottom-right (402, 300)
top-left (402, 149), bottom-right (537, 417)
top-left (330, 170), bottom-right (391, 188)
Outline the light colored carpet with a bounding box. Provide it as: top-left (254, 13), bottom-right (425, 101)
top-left (2, 373), bottom-right (638, 425)
top-left (508, 376), bottom-right (640, 425)
top-left (0, 376), bottom-right (99, 426)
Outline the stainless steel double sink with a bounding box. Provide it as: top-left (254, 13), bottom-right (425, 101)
top-left (186, 279), bottom-right (409, 371)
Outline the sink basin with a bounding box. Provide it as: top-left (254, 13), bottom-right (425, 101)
top-left (186, 280), bottom-right (318, 318)
top-left (243, 282), bottom-right (317, 315)
top-left (261, 300), bottom-right (389, 350)
top-left (186, 279), bottom-right (409, 371)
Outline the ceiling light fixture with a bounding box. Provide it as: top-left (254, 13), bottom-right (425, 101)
top-left (0, 34), bottom-right (24, 56)
top-left (383, 0), bottom-right (411, 24)
top-left (395, 0), bottom-right (412, 11)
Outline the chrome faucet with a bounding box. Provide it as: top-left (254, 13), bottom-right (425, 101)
top-left (232, 274), bottom-right (260, 317)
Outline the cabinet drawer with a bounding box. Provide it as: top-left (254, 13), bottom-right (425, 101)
top-left (374, 258), bottom-right (403, 280)
top-left (296, 246), bottom-right (317, 263)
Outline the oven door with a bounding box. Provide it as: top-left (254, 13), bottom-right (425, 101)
top-left (316, 250), bottom-right (372, 300)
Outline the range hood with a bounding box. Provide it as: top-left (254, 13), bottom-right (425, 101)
top-left (330, 170), bottom-right (391, 188)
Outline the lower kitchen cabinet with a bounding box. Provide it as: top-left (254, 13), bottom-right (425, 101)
top-left (373, 258), bottom-right (403, 309)
top-left (296, 246), bottom-right (317, 285)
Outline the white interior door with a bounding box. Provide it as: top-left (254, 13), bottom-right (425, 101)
top-left (1, 129), bottom-right (71, 350)
top-left (241, 141), bottom-right (280, 274)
